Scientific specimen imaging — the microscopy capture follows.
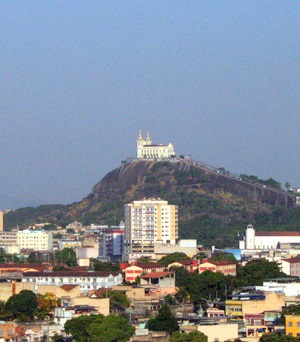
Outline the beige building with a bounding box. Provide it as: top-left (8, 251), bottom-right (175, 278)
top-left (137, 131), bottom-right (175, 159)
top-left (0, 230), bottom-right (19, 253)
top-left (180, 323), bottom-right (238, 342)
top-left (154, 239), bottom-right (199, 260)
top-left (226, 292), bottom-right (285, 318)
top-left (0, 211), bottom-right (3, 231)
top-left (17, 229), bottom-right (53, 250)
top-left (124, 198), bottom-right (178, 260)
top-left (281, 257), bottom-right (300, 277)
top-left (199, 260), bottom-right (237, 276)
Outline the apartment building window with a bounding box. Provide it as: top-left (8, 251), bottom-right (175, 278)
top-left (288, 322), bottom-right (293, 327)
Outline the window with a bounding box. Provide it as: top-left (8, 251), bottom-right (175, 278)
top-left (288, 322), bottom-right (293, 327)
top-left (297, 322), bottom-right (300, 327)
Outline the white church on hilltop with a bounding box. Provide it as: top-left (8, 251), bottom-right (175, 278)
top-left (137, 130), bottom-right (176, 160)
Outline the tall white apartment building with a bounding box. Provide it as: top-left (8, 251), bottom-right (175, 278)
top-left (124, 198), bottom-right (178, 260)
top-left (137, 131), bottom-right (175, 159)
top-left (17, 230), bottom-right (53, 251)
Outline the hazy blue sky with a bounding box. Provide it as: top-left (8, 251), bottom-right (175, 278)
top-left (1, 1), bottom-right (299, 208)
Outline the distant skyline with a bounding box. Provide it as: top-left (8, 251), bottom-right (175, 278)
top-left (1, 2), bottom-right (299, 209)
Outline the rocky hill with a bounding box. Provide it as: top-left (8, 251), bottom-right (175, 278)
top-left (4, 159), bottom-right (299, 248)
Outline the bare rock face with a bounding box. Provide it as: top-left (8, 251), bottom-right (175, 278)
top-left (90, 160), bottom-right (295, 209)
top-left (92, 161), bottom-right (155, 198)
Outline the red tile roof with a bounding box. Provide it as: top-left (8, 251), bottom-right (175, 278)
top-left (60, 284), bottom-right (79, 291)
top-left (169, 260), bottom-right (191, 266)
top-left (89, 288), bottom-right (107, 298)
top-left (140, 271), bottom-right (173, 279)
top-left (24, 271), bottom-right (121, 277)
top-left (256, 231), bottom-right (300, 236)
top-left (135, 263), bottom-right (165, 269)
top-left (282, 257), bottom-right (300, 264)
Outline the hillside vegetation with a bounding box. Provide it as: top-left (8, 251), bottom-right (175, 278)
top-left (4, 160), bottom-right (299, 248)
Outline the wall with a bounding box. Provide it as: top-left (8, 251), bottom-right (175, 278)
top-left (70, 297), bottom-right (110, 316)
top-left (197, 323), bottom-right (238, 342)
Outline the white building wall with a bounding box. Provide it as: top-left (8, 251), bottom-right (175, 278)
top-left (76, 247), bottom-right (99, 259)
top-left (136, 131), bottom-right (175, 159)
top-left (245, 224), bottom-right (255, 249)
top-left (254, 236), bottom-right (300, 250)
top-left (241, 225), bottom-right (300, 251)
top-left (22, 273), bottom-right (123, 295)
top-left (257, 282), bottom-right (300, 297)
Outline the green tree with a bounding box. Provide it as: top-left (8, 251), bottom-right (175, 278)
top-left (234, 259), bottom-right (286, 287)
top-left (211, 251), bottom-right (237, 263)
top-left (193, 251), bottom-right (208, 260)
top-left (65, 314), bottom-right (102, 342)
top-left (148, 304), bottom-right (179, 333)
top-left (164, 294), bottom-right (176, 305)
top-left (136, 256), bottom-right (153, 264)
top-left (93, 261), bottom-right (120, 272)
top-left (280, 304), bottom-right (300, 324)
top-left (56, 248), bottom-right (77, 266)
top-left (175, 287), bottom-right (189, 304)
top-left (259, 334), bottom-right (300, 341)
top-left (87, 315), bottom-right (135, 342)
top-left (170, 331), bottom-right (208, 342)
top-left (0, 300), bottom-right (12, 321)
top-left (102, 290), bottom-right (129, 312)
top-left (5, 290), bottom-right (38, 321)
top-left (159, 253), bottom-right (190, 267)
top-left (169, 266), bottom-right (191, 287)
top-left (28, 252), bottom-right (43, 264)
top-left (285, 182), bottom-right (291, 191)
top-left (187, 271), bottom-right (232, 305)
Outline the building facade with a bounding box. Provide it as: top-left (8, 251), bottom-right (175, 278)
top-left (17, 230), bottom-right (53, 251)
top-left (99, 226), bottom-right (124, 260)
top-left (239, 224), bottom-right (300, 251)
top-left (124, 198), bottom-right (178, 260)
top-left (21, 271), bottom-right (123, 295)
top-left (198, 260), bottom-right (237, 276)
top-left (281, 257), bottom-right (300, 277)
top-left (137, 131), bottom-right (175, 159)
top-left (286, 315), bottom-right (300, 337)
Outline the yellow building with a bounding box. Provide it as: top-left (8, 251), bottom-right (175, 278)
top-left (124, 198), bottom-right (178, 260)
top-left (286, 315), bottom-right (300, 337)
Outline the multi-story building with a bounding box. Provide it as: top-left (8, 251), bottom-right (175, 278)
top-left (0, 230), bottom-right (19, 253)
top-left (136, 131), bottom-right (175, 159)
top-left (124, 198), bottom-right (178, 260)
top-left (17, 229), bottom-right (53, 251)
top-left (124, 263), bottom-right (165, 282)
top-left (286, 315), bottom-right (300, 337)
top-left (281, 257), bottom-right (300, 277)
top-left (199, 260), bottom-right (237, 276)
top-left (225, 292), bottom-right (285, 319)
top-left (21, 271), bottom-right (123, 295)
top-left (99, 226), bottom-right (124, 260)
top-left (0, 229), bottom-right (53, 252)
